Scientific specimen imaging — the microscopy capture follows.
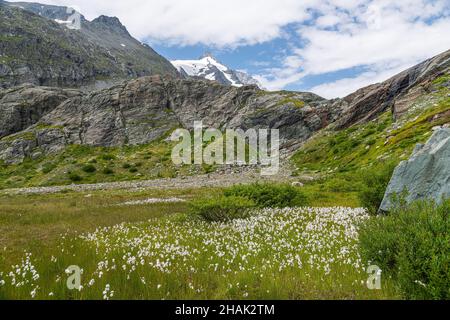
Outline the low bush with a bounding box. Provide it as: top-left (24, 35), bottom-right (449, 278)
top-left (224, 183), bottom-right (308, 208)
top-left (190, 196), bottom-right (255, 222)
top-left (100, 154), bottom-right (115, 161)
top-left (102, 167), bottom-right (114, 175)
top-left (358, 161), bottom-right (397, 214)
top-left (68, 172), bottom-right (82, 182)
top-left (321, 175), bottom-right (363, 193)
top-left (41, 163), bottom-right (56, 174)
top-left (359, 199), bottom-right (450, 299)
top-left (82, 164), bottom-right (97, 173)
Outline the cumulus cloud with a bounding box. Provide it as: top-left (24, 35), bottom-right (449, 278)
top-left (257, 0), bottom-right (450, 97)
top-left (12, 0), bottom-right (314, 47)
top-left (10, 0), bottom-right (450, 98)
top-left (309, 63), bottom-right (414, 99)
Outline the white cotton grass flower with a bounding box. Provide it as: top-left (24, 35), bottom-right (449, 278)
top-left (4, 206), bottom-right (371, 299)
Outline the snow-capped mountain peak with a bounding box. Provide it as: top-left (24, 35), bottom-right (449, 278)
top-left (171, 54), bottom-right (263, 89)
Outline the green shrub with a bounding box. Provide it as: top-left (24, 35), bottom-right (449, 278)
top-left (358, 162), bottom-right (397, 214)
top-left (122, 163), bottom-right (131, 169)
top-left (68, 172), bottom-right (82, 182)
top-left (42, 163), bottom-right (56, 174)
top-left (190, 196), bottom-right (255, 222)
top-left (224, 183), bottom-right (308, 208)
top-left (322, 176), bottom-right (362, 193)
top-left (203, 164), bottom-right (215, 174)
top-left (359, 199), bottom-right (450, 300)
top-left (102, 167), bottom-right (114, 175)
top-left (129, 167), bottom-right (138, 173)
top-left (100, 154), bottom-right (115, 161)
top-left (82, 164), bottom-right (97, 173)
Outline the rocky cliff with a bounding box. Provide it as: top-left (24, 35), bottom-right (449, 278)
top-left (0, 76), bottom-right (336, 164)
top-left (335, 49), bottom-right (450, 128)
top-left (0, 84), bottom-right (81, 139)
top-left (1, 48), bottom-right (449, 165)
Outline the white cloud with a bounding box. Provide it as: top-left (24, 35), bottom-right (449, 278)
top-left (256, 0), bottom-right (450, 97)
top-left (12, 0), bottom-right (314, 47)
top-left (309, 63), bottom-right (414, 99)
top-left (9, 0), bottom-right (450, 98)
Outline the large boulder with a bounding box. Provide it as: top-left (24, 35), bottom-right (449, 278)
top-left (380, 127), bottom-right (450, 212)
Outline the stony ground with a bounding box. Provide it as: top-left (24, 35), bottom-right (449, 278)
top-left (0, 163), bottom-right (309, 195)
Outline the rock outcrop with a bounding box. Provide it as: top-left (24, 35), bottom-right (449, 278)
top-left (380, 127), bottom-right (450, 212)
top-left (0, 76), bottom-right (341, 164)
top-left (0, 84), bottom-right (81, 138)
top-left (335, 49), bottom-right (450, 128)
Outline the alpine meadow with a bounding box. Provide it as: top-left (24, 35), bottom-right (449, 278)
top-left (0, 0), bottom-right (449, 305)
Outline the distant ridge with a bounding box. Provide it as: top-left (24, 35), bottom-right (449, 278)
top-left (0, 1), bottom-right (178, 89)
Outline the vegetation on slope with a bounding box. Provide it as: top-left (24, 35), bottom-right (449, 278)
top-left (291, 78), bottom-right (450, 194)
top-left (360, 199), bottom-right (450, 300)
top-left (0, 139), bottom-right (185, 189)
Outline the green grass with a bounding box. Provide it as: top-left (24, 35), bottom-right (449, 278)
top-left (0, 139), bottom-right (192, 189)
top-left (291, 86), bottom-right (450, 181)
top-left (277, 97), bottom-right (305, 108)
top-left (0, 189), bottom-right (399, 300)
top-left (359, 199), bottom-right (449, 300)
top-left (0, 188), bottom-right (206, 263)
top-left (0, 127), bottom-right (262, 190)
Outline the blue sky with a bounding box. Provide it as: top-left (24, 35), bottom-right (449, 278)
top-left (11, 0), bottom-right (450, 98)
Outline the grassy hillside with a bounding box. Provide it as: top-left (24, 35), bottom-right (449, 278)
top-left (292, 76), bottom-right (450, 178)
top-left (0, 139), bottom-right (192, 189)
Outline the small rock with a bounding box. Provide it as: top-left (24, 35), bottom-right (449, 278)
top-left (291, 182), bottom-right (304, 187)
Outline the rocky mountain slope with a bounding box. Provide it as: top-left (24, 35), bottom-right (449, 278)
top-left (334, 49), bottom-right (450, 129)
top-left (0, 84), bottom-right (81, 139)
top-left (0, 1), bottom-right (178, 89)
top-left (0, 50), bottom-right (449, 168)
top-left (0, 76), bottom-right (331, 164)
top-left (172, 54), bottom-right (263, 88)
top-left (0, 1), bottom-right (448, 188)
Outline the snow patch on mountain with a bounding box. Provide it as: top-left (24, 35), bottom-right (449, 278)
top-left (171, 54), bottom-right (263, 88)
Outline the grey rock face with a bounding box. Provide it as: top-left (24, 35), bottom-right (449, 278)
top-left (0, 76), bottom-right (339, 163)
top-left (0, 138), bottom-right (35, 164)
top-left (0, 84), bottom-right (81, 138)
top-left (380, 127), bottom-right (450, 212)
top-left (335, 49), bottom-right (450, 128)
